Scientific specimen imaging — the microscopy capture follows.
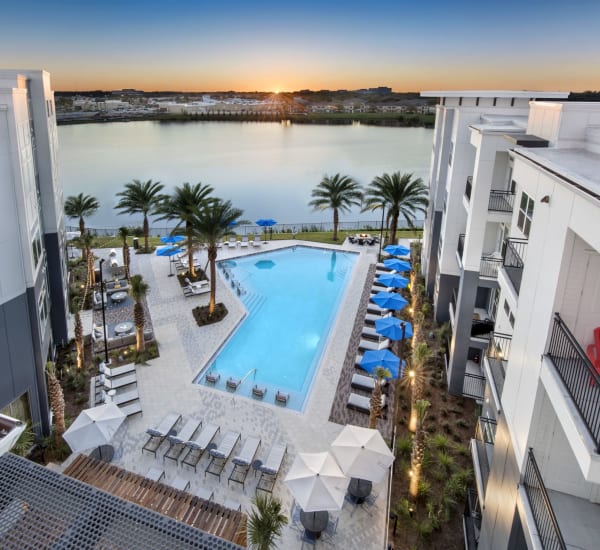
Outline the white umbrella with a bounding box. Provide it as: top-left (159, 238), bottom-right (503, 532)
top-left (330, 425), bottom-right (395, 484)
top-left (63, 402), bottom-right (126, 453)
top-left (284, 452), bottom-right (349, 512)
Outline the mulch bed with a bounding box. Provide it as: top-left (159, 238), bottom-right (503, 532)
top-left (193, 303), bottom-right (228, 326)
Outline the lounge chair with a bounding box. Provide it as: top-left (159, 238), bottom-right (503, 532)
top-left (256, 442), bottom-right (287, 493)
top-left (205, 430), bottom-right (241, 480)
top-left (164, 418), bottom-right (201, 464)
top-left (223, 498), bottom-right (242, 512)
top-left (364, 311), bottom-right (392, 325)
top-left (366, 302), bottom-right (390, 315)
top-left (120, 400), bottom-right (142, 417)
top-left (170, 475), bottom-right (190, 492)
top-left (181, 423), bottom-right (220, 472)
top-left (251, 236), bottom-right (262, 247)
top-left (185, 277), bottom-right (209, 290)
top-left (100, 387), bottom-right (139, 406)
top-left (347, 392), bottom-right (387, 414)
top-left (228, 436), bottom-right (261, 489)
top-left (358, 338), bottom-right (391, 351)
top-left (142, 412), bottom-right (182, 457)
top-left (275, 390), bottom-right (289, 405)
top-left (101, 372), bottom-right (137, 390)
top-left (227, 236), bottom-right (237, 247)
top-left (99, 362), bottom-right (136, 378)
top-left (351, 373), bottom-right (388, 392)
top-left (183, 284), bottom-right (210, 297)
top-left (240, 236), bottom-right (249, 248)
top-left (145, 466), bottom-right (165, 483)
top-left (196, 487), bottom-right (214, 502)
top-left (361, 326), bottom-right (386, 341)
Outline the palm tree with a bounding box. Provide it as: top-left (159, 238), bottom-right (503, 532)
top-left (130, 274), bottom-right (149, 353)
top-left (117, 226), bottom-right (130, 280)
top-left (363, 172), bottom-right (428, 244)
top-left (46, 361), bottom-right (65, 446)
top-left (369, 366), bottom-right (392, 429)
top-left (246, 493), bottom-right (288, 550)
top-left (409, 399), bottom-right (430, 497)
top-left (115, 179), bottom-right (166, 252)
top-left (155, 182), bottom-right (214, 277)
top-left (189, 199), bottom-right (244, 315)
top-left (75, 311), bottom-right (84, 370)
top-left (408, 342), bottom-right (432, 432)
top-left (64, 193), bottom-right (99, 235)
top-left (308, 173), bottom-right (362, 241)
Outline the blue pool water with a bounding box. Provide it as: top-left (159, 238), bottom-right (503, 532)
top-left (196, 246), bottom-right (358, 410)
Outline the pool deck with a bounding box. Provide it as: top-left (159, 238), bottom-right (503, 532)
top-left (68, 238), bottom-right (406, 549)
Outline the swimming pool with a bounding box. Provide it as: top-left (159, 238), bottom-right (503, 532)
top-left (196, 246), bottom-right (358, 410)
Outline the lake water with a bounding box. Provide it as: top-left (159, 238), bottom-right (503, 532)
top-left (57, 121), bottom-right (433, 231)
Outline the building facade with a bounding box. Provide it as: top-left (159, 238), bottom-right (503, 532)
top-left (0, 70), bottom-right (69, 438)
top-left (422, 91), bottom-right (600, 548)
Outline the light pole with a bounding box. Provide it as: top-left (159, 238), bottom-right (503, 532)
top-left (378, 204), bottom-right (386, 260)
top-left (98, 259), bottom-right (110, 365)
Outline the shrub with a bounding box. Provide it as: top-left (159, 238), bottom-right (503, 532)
top-left (394, 498), bottom-right (413, 519)
top-left (416, 518), bottom-right (435, 539)
top-left (437, 450), bottom-right (455, 472)
top-left (395, 436), bottom-right (413, 459)
top-left (430, 433), bottom-right (450, 451)
top-left (417, 478), bottom-right (431, 500)
top-left (441, 421), bottom-right (451, 434)
top-left (453, 443), bottom-right (470, 457)
top-left (456, 418), bottom-right (468, 429)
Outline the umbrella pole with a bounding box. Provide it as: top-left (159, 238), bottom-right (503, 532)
top-left (168, 257), bottom-right (174, 277)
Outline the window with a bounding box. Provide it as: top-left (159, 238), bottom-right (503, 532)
top-left (517, 192), bottom-right (534, 237)
top-left (509, 312), bottom-right (515, 328)
top-left (503, 300), bottom-right (510, 315)
top-left (32, 234), bottom-right (42, 267)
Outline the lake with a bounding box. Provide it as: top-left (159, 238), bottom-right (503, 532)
top-left (57, 121), bottom-right (433, 232)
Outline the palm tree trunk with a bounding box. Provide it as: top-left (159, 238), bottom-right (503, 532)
top-left (186, 221), bottom-right (195, 278)
top-left (333, 208), bottom-right (339, 241)
top-left (143, 215), bottom-right (149, 252)
top-left (208, 247), bottom-right (217, 315)
top-left (75, 312), bottom-right (84, 370)
top-left (369, 381), bottom-right (382, 429)
top-left (79, 216), bottom-right (85, 235)
top-left (134, 302), bottom-right (145, 353)
top-left (46, 362), bottom-right (65, 445)
top-left (390, 214), bottom-right (398, 244)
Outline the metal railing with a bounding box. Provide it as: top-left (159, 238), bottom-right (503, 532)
top-left (486, 333), bottom-right (511, 397)
top-left (479, 256), bottom-right (502, 279)
top-left (457, 233), bottom-right (465, 261)
top-left (546, 313), bottom-right (600, 452)
top-left (502, 238), bottom-right (527, 294)
top-left (463, 488), bottom-right (481, 550)
top-left (450, 288), bottom-right (458, 316)
top-left (463, 372), bottom-right (485, 401)
top-left (465, 176), bottom-right (473, 201)
top-left (473, 417), bottom-right (496, 495)
top-left (488, 190), bottom-right (515, 212)
top-left (523, 448), bottom-right (566, 550)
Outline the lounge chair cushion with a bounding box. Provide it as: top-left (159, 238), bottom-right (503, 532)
top-left (347, 392), bottom-right (387, 412)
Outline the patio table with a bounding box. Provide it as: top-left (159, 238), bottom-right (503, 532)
top-left (111, 291), bottom-right (128, 303)
top-left (348, 477), bottom-right (373, 504)
top-left (300, 510), bottom-right (329, 537)
top-left (114, 322), bottom-right (134, 335)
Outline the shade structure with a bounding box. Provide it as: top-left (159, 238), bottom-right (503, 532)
top-left (360, 352), bottom-right (404, 379)
top-left (375, 317), bottom-right (414, 341)
top-left (384, 244), bottom-right (410, 257)
top-left (331, 425), bottom-right (395, 484)
top-left (160, 235), bottom-right (185, 245)
top-left (156, 245), bottom-right (182, 257)
top-left (383, 258), bottom-right (412, 272)
top-left (376, 273), bottom-right (409, 289)
top-left (63, 402), bottom-right (126, 454)
top-left (255, 218), bottom-right (277, 227)
top-left (284, 452), bottom-right (349, 512)
top-left (360, 349), bottom-right (400, 374)
top-left (371, 291), bottom-right (408, 311)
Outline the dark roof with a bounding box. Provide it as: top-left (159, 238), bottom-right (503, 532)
top-left (0, 453), bottom-right (244, 549)
top-left (504, 134), bottom-right (549, 147)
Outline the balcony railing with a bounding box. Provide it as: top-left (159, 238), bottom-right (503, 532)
top-left (546, 313), bottom-right (600, 452)
top-left (486, 333), bottom-right (511, 397)
top-left (450, 288), bottom-right (458, 314)
top-left (488, 190), bottom-right (515, 212)
top-left (463, 488), bottom-right (481, 550)
top-left (523, 448), bottom-right (566, 550)
top-left (502, 238), bottom-right (527, 294)
top-left (479, 256), bottom-right (503, 279)
top-left (465, 176), bottom-right (473, 201)
top-left (473, 417), bottom-right (496, 495)
top-left (463, 372), bottom-right (485, 400)
top-left (457, 233), bottom-right (465, 261)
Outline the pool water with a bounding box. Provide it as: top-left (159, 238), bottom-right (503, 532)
top-left (196, 246), bottom-right (358, 410)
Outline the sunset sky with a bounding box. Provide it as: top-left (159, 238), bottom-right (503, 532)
top-left (2, 0), bottom-right (599, 92)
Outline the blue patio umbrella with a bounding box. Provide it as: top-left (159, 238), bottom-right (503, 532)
top-left (384, 244), bottom-right (410, 257)
top-left (156, 245), bottom-right (182, 277)
top-left (255, 218), bottom-right (277, 227)
top-left (376, 273), bottom-right (409, 289)
top-left (375, 317), bottom-right (414, 341)
top-left (371, 291), bottom-right (408, 311)
top-left (383, 258), bottom-right (412, 272)
top-left (359, 350), bottom-right (405, 379)
top-left (160, 235), bottom-right (185, 245)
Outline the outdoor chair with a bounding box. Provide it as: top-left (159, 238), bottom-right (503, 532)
top-left (223, 498), bottom-right (242, 512)
top-left (358, 338), bottom-right (391, 352)
top-left (142, 412), bottom-right (182, 458)
top-left (228, 236), bottom-right (237, 247)
top-left (351, 373), bottom-right (388, 393)
top-left (256, 442), bottom-right (287, 493)
top-left (183, 284), bottom-right (210, 297)
top-left (99, 387), bottom-right (139, 407)
top-left (347, 392), bottom-right (387, 415)
top-left (228, 436), bottom-right (261, 490)
top-left (181, 423), bottom-right (220, 472)
top-left (164, 418), bottom-right (201, 464)
top-left (170, 475), bottom-right (190, 492)
top-left (300, 530), bottom-right (317, 547)
top-left (240, 236), bottom-right (249, 248)
top-left (145, 466), bottom-right (165, 483)
top-left (322, 516), bottom-right (339, 542)
top-left (195, 486), bottom-right (214, 502)
top-left (361, 326), bottom-right (387, 341)
top-left (184, 277), bottom-right (208, 290)
top-left (205, 430), bottom-right (241, 480)
top-left (100, 372), bottom-right (137, 390)
top-left (99, 362), bottom-right (136, 379)
top-left (251, 236), bottom-right (262, 247)
top-left (290, 500), bottom-right (302, 531)
top-left (366, 302), bottom-right (390, 315)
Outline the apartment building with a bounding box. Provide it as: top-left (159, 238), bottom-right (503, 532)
top-left (422, 92), bottom-right (600, 548)
top-left (0, 70), bottom-right (69, 444)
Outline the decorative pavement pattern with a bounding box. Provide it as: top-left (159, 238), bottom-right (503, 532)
top-left (64, 239), bottom-right (391, 550)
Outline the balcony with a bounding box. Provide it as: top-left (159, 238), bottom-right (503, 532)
top-left (522, 448), bottom-right (567, 550)
top-left (471, 417), bottom-right (496, 499)
top-left (546, 313), bottom-right (600, 452)
top-left (479, 255), bottom-right (503, 279)
top-left (484, 333), bottom-right (511, 402)
top-left (463, 488), bottom-right (481, 550)
top-left (0, 414), bottom-right (25, 456)
top-left (488, 190), bottom-right (515, 212)
top-left (465, 176), bottom-right (473, 202)
top-left (457, 233), bottom-right (465, 262)
top-left (463, 369), bottom-right (485, 401)
top-left (502, 238), bottom-right (527, 295)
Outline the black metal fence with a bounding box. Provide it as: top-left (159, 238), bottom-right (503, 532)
top-left (479, 256), bottom-right (502, 279)
top-left (523, 448), bottom-right (566, 550)
top-left (465, 176), bottom-right (473, 201)
top-left (547, 313), bottom-right (600, 452)
top-left (463, 488), bottom-right (481, 550)
top-left (463, 372), bottom-right (485, 401)
top-left (457, 233), bottom-right (465, 261)
top-left (502, 238), bottom-right (527, 294)
top-left (488, 190), bottom-right (515, 212)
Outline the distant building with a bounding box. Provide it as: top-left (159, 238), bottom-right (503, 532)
top-left (0, 70), bottom-right (69, 441)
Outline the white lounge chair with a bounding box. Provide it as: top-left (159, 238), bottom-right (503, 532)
top-left (205, 430), bottom-right (241, 480)
top-left (251, 236), bottom-right (262, 247)
top-left (240, 236), bottom-right (249, 248)
top-left (351, 373), bottom-right (388, 392)
top-left (182, 423), bottom-right (220, 472)
top-left (347, 392), bottom-right (387, 414)
top-left (185, 277), bottom-right (209, 290)
top-left (228, 436), bottom-right (261, 489)
top-left (183, 284), bottom-right (210, 297)
top-left (228, 236), bottom-right (237, 247)
top-left (164, 418), bottom-right (202, 464)
top-left (256, 442), bottom-right (287, 493)
top-left (170, 475), bottom-right (190, 492)
top-left (142, 412), bottom-right (182, 457)
top-left (101, 372), bottom-right (137, 390)
top-left (361, 326), bottom-right (386, 341)
top-left (364, 311), bottom-right (392, 325)
top-left (358, 338), bottom-right (391, 351)
top-left (145, 466), bottom-right (165, 483)
top-left (99, 362), bottom-right (135, 378)
top-left (366, 303), bottom-right (390, 315)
